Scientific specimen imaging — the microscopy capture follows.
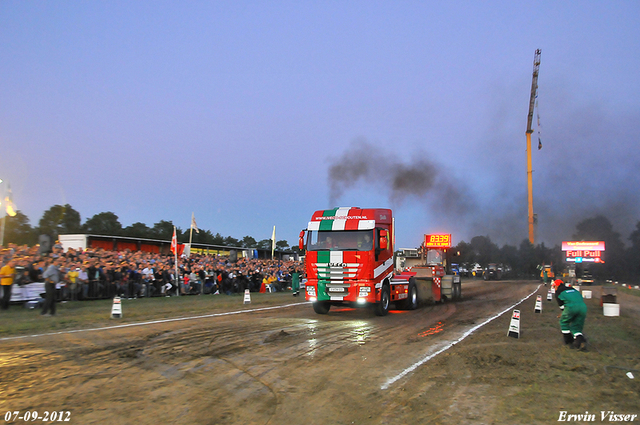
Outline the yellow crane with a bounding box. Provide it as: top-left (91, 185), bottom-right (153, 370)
top-left (526, 49), bottom-right (541, 244)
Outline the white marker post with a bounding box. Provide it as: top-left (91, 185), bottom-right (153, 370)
top-left (111, 296), bottom-right (122, 319)
top-left (243, 289), bottom-right (251, 304)
top-left (508, 310), bottom-right (520, 338)
top-left (534, 295), bottom-right (542, 313)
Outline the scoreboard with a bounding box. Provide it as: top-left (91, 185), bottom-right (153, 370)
top-left (565, 250), bottom-right (605, 263)
top-left (562, 241), bottom-right (605, 263)
top-left (424, 234), bottom-right (452, 248)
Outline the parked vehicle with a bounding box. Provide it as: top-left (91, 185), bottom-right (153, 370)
top-left (483, 263), bottom-right (502, 281)
top-left (579, 269), bottom-right (595, 285)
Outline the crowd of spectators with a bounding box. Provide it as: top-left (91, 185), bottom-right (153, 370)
top-left (0, 243), bottom-right (304, 303)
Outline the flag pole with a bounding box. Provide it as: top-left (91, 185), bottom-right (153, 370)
top-left (173, 226), bottom-right (179, 297)
top-left (0, 188), bottom-right (6, 247)
top-left (0, 182), bottom-right (5, 246)
top-left (188, 212), bottom-right (194, 255)
top-left (0, 215), bottom-right (5, 247)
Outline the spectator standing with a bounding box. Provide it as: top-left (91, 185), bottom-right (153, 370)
top-left (178, 271), bottom-right (185, 294)
top-left (0, 259), bottom-right (16, 310)
top-left (78, 265), bottom-right (89, 300)
top-left (291, 268), bottom-right (300, 297)
top-left (154, 267), bottom-right (163, 296)
top-left (14, 258), bottom-right (29, 286)
top-left (189, 270), bottom-right (199, 294)
top-left (128, 266), bottom-right (140, 299)
top-left (161, 265), bottom-right (173, 296)
top-left (87, 261), bottom-right (102, 298)
top-left (197, 267), bottom-right (206, 294)
top-left (29, 259), bottom-right (44, 282)
top-left (223, 268), bottom-right (234, 295)
top-left (42, 257), bottom-right (61, 316)
top-left (142, 264), bottom-right (154, 297)
top-left (66, 265), bottom-right (79, 301)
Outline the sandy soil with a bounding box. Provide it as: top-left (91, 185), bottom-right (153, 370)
top-left (1, 280), bottom-right (638, 425)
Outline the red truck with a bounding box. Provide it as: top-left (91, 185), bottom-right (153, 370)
top-left (299, 207), bottom-right (461, 316)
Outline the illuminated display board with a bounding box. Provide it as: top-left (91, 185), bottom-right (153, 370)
top-left (563, 241), bottom-right (606, 263)
top-left (562, 241), bottom-right (605, 251)
top-left (424, 234), bottom-right (452, 248)
top-left (565, 250), bottom-right (605, 263)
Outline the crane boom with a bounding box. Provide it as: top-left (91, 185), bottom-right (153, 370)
top-left (526, 49), bottom-right (542, 134)
top-left (526, 49), bottom-right (541, 245)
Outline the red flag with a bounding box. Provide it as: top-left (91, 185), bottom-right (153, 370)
top-left (171, 227), bottom-right (177, 254)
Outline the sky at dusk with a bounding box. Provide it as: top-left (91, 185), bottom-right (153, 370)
top-left (1, 1), bottom-right (639, 250)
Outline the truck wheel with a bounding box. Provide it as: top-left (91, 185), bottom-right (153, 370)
top-left (313, 301), bottom-right (331, 314)
top-left (374, 285), bottom-right (390, 316)
top-left (399, 279), bottom-right (418, 310)
top-left (453, 282), bottom-right (461, 300)
top-left (406, 282), bottom-right (418, 310)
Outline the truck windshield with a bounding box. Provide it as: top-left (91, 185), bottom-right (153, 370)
top-left (426, 249), bottom-right (444, 265)
top-left (307, 230), bottom-right (373, 251)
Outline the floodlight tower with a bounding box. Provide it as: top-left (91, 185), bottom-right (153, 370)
top-left (525, 49), bottom-right (541, 245)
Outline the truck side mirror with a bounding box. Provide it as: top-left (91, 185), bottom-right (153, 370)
top-left (298, 230), bottom-right (306, 251)
top-left (379, 230), bottom-right (388, 250)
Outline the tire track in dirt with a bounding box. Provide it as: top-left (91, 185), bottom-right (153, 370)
top-left (0, 280), bottom-right (543, 425)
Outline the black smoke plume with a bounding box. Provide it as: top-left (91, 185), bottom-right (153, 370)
top-left (327, 138), bottom-right (473, 216)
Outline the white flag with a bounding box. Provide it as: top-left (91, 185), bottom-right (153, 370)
top-left (191, 212), bottom-right (199, 233)
top-left (271, 225), bottom-right (276, 257)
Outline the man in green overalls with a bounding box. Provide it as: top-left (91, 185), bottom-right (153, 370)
top-left (554, 279), bottom-right (588, 350)
top-left (291, 268), bottom-right (300, 297)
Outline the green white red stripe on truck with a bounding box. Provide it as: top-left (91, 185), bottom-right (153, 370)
top-left (308, 207), bottom-right (376, 231)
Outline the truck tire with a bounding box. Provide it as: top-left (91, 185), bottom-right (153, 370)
top-left (374, 285), bottom-right (390, 316)
top-left (406, 281), bottom-right (418, 310)
top-left (453, 282), bottom-right (461, 300)
top-left (312, 301), bottom-right (331, 314)
top-left (399, 279), bottom-right (418, 310)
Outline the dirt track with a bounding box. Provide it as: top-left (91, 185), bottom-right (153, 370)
top-left (1, 280), bottom-right (638, 424)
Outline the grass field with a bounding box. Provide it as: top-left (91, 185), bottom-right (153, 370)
top-left (1, 292), bottom-right (306, 337)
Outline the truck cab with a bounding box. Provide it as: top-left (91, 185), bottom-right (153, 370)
top-left (300, 207), bottom-right (395, 315)
top-left (300, 208), bottom-right (462, 316)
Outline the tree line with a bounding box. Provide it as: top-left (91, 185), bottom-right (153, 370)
top-left (452, 215), bottom-right (640, 282)
top-left (3, 204), bottom-right (640, 282)
top-left (3, 204), bottom-right (292, 251)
